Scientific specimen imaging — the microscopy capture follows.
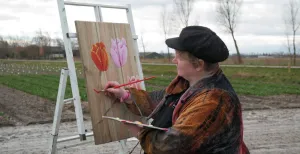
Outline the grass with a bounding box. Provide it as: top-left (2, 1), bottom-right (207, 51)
top-left (223, 67), bottom-right (300, 95)
top-left (0, 74), bottom-right (87, 101)
top-left (141, 57), bottom-right (300, 66)
top-left (0, 60), bottom-right (300, 102)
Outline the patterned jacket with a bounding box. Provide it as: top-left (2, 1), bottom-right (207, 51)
top-left (126, 69), bottom-right (249, 154)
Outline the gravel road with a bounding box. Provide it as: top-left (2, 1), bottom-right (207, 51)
top-left (1, 108), bottom-right (299, 154)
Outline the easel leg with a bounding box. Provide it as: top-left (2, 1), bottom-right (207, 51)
top-left (48, 69), bottom-right (69, 154)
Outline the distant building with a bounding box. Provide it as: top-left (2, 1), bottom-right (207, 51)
top-left (258, 55), bottom-right (274, 58)
top-left (45, 46), bottom-right (80, 59)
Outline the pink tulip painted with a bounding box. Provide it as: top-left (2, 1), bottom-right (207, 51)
top-left (110, 38), bottom-right (128, 68)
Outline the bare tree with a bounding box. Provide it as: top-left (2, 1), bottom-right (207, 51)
top-left (70, 39), bottom-right (78, 50)
top-left (18, 36), bottom-right (31, 47)
top-left (284, 0), bottom-right (300, 66)
top-left (5, 36), bottom-right (23, 58)
top-left (140, 29), bottom-right (147, 59)
top-left (31, 29), bottom-right (52, 59)
top-left (32, 29), bottom-right (51, 47)
top-left (216, 0), bottom-right (243, 64)
top-left (0, 35), bottom-right (8, 48)
top-left (173, 0), bottom-right (196, 28)
top-left (0, 35), bottom-right (10, 58)
top-left (285, 30), bottom-right (293, 63)
top-left (7, 36), bottom-right (21, 48)
top-left (160, 5), bottom-right (174, 63)
top-left (3, 35), bottom-right (30, 48)
top-left (54, 38), bottom-right (64, 49)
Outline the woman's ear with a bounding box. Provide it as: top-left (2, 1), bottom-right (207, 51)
top-left (196, 60), bottom-right (204, 72)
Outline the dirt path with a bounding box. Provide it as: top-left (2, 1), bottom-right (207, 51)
top-left (244, 108), bottom-right (300, 154)
top-left (0, 108), bottom-right (299, 154)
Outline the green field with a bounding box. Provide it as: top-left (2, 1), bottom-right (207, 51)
top-left (0, 60), bottom-right (300, 101)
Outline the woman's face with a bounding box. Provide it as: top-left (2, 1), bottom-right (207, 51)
top-left (172, 51), bottom-right (198, 79)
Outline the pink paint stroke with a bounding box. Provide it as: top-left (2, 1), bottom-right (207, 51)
top-left (110, 38), bottom-right (128, 68)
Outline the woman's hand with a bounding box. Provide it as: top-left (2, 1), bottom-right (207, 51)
top-left (104, 81), bottom-right (128, 102)
top-left (123, 122), bottom-right (143, 136)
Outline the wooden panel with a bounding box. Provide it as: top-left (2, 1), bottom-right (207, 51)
top-left (75, 21), bottom-right (144, 145)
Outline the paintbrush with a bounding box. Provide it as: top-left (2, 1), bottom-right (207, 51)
top-left (94, 76), bottom-right (156, 93)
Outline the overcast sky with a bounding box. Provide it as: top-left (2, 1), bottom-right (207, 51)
top-left (0, 0), bottom-right (299, 55)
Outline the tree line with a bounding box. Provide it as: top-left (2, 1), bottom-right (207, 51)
top-left (0, 29), bottom-right (78, 60)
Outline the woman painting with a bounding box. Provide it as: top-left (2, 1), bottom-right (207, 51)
top-left (104, 26), bottom-right (249, 154)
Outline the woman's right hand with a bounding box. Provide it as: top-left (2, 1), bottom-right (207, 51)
top-left (104, 81), bottom-right (127, 101)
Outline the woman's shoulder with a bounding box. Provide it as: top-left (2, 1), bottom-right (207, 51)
top-left (192, 88), bottom-right (231, 98)
top-left (186, 88), bottom-right (237, 107)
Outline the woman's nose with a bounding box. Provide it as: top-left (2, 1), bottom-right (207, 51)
top-left (172, 57), bottom-right (177, 64)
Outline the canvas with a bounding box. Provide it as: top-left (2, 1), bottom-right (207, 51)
top-left (75, 21), bottom-right (144, 145)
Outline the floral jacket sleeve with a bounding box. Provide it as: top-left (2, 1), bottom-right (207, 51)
top-left (125, 76), bottom-right (189, 117)
top-left (125, 88), bottom-right (166, 117)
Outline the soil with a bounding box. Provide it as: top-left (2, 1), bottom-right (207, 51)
top-left (0, 85), bottom-right (299, 153)
top-left (0, 85), bottom-right (90, 127)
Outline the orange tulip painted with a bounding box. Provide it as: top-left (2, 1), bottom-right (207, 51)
top-left (91, 42), bottom-right (109, 71)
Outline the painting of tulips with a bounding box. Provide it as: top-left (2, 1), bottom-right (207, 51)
top-left (75, 21), bottom-right (143, 145)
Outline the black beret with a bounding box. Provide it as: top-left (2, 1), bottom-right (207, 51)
top-left (165, 26), bottom-right (229, 63)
